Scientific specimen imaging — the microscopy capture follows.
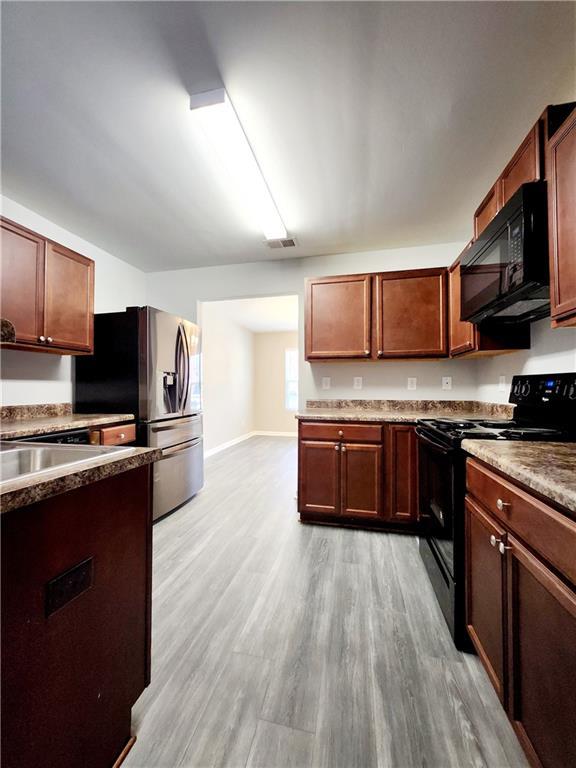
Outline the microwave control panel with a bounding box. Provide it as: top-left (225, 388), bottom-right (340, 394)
top-left (506, 217), bottom-right (524, 290)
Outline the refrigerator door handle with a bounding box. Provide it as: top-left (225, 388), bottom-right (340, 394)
top-left (180, 324), bottom-right (191, 413)
top-left (175, 323), bottom-right (186, 413)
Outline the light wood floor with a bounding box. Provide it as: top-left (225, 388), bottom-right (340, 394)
top-left (126, 436), bottom-right (528, 768)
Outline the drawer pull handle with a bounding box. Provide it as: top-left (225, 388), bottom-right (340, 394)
top-left (499, 542), bottom-right (511, 555)
top-left (338, 430), bottom-right (344, 437)
top-left (496, 498), bottom-right (510, 511)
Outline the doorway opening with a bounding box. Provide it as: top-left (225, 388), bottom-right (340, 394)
top-left (197, 295), bottom-right (299, 456)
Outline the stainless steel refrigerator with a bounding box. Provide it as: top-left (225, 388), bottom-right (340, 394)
top-left (74, 306), bottom-right (203, 521)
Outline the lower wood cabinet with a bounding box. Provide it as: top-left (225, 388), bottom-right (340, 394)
top-left (465, 458), bottom-right (576, 768)
top-left (384, 424), bottom-right (418, 523)
top-left (465, 496), bottom-right (506, 701)
top-left (298, 420), bottom-right (422, 529)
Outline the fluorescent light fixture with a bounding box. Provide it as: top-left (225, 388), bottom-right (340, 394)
top-left (190, 88), bottom-right (287, 241)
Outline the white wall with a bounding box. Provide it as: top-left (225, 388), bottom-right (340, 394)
top-left (147, 241), bottom-right (484, 404)
top-left (253, 332), bottom-right (299, 433)
top-left (199, 301), bottom-right (255, 453)
top-left (0, 196), bottom-right (147, 406)
top-left (475, 319), bottom-right (576, 403)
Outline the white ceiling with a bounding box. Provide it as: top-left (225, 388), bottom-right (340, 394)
top-left (200, 295), bottom-right (299, 333)
top-left (2, 2), bottom-right (574, 272)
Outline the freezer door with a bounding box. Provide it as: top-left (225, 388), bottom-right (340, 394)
top-left (181, 320), bottom-right (202, 416)
top-left (152, 437), bottom-right (204, 521)
top-left (147, 415), bottom-right (203, 450)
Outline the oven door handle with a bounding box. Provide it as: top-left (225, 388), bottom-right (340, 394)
top-left (415, 427), bottom-right (454, 455)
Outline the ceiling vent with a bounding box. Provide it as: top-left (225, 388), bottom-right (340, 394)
top-left (266, 237), bottom-right (297, 249)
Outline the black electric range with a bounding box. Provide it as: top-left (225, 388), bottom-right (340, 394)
top-left (415, 372), bottom-right (576, 651)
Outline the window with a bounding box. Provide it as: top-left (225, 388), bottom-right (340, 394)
top-left (285, 348), bottom-right (299, 411)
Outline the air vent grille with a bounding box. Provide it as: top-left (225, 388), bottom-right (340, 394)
top-left (266, 238), bottom-right (296, 249)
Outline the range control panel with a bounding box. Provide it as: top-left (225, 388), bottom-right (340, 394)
top-left (510, 374), bottom-right (576, 405)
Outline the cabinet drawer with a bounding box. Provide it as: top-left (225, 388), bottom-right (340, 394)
top-left (467, 458), bottom-right (576, 584)
top-left (299, 422), bottom-right (383, 443)
top-left (92, 424), bottom-right (136, 446)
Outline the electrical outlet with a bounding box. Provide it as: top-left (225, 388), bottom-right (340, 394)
top-left (442, 376), bottom-right (452, 391)
top-left (407, 377), bottom-right (417, 391)
top-left (321, 376), bottom-right (331, 390)
top-left (498, 375), bottom-right (507, 392)
top-left (353, 376), bottom-right (363, 390)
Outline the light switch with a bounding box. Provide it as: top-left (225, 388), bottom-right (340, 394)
top-left (353, 376), bottom-right (363, 390)
top-left (442, 376), bottom-right (452, 391)
top-left (321, 377), bottom-right (331, 390)
top-left (407, 377), bottom-right (417, 391)
top-left (498, 375), bottom-right (507, 392)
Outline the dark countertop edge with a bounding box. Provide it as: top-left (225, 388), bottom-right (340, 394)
top-left (0, 447), bottom-right (161, 514)
top-left (0, 413), bottom-right (135, 439)
top-left (462, 440), bottom-right (576, 516)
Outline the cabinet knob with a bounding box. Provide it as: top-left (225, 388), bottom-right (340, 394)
top-left (499, 541), bottom-right (511, 555)
top-left (46, 336), bottom-right (53, 343)
top-left (338, 430), bottom-right (344, 437)
top-left (119, 433), bottom-right (125, 440)
top-left (334, 445), bottom-right (340, 451)
top-left (496, 498), bottom-right (510, 512)
top-left (377, 350), bottom-right (383, 358)
top-left (341, 446), bottom-right (346, 452)
top-left (365, 349), bottom-right (370, 356)
top-left (38, 335), bottom-right (46, 342)
top-left (489, 534), bottom-right (502, 548)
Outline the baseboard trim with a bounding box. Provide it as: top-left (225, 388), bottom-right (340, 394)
top-left (204, 433), bottom-right (255, 458)
top-left (205, 431), bottom-right (296, 458)
top-left (251, 431), bottom-right (297, 437)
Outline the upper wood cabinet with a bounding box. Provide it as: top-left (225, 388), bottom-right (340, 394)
top-left (547, 107), bottom-right (576, 327)
top-left (1, 219), bottom-right (45, 346)
top-left (448, 252), bottom-right (476, 356)
top-left (305, 274), bottom-right (372, 359)
top-left (474, 182), bottom-right (502, 239)
top-left (500, 122), bottom-right (542, 206)
top-left (376, 268), bottom-right (447, 358)
top-left (0, 218), bottom-right (94, 355)
top-left (474, 119), bottom-right (543, 238)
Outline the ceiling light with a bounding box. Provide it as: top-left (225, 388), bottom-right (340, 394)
top-left (190, 88), bottom-right (287, 241)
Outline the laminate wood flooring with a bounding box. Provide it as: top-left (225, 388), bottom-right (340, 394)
top-left (126, 436), bottom-right (528, 768)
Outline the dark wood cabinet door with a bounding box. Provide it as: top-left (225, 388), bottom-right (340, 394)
top-left (384, 424), bottom-right (418, 522)
top-left (506, 535), bottom-right (576, 768)
top-left (500, 123), bottom-right (542, 206)
top-left (448, 254), bottom-right (476, 356)
top-left (474, 182), bottom-right (502, 238)
top-left (305, 275), bottom-right (372, 359)
top-left (548, 108), bottom-right (576, 325)
top-left (465, 497), bottom-right (506, 702)
top-left (376, 268), bottom-right (447, 357)
top-left (340, 442), bottom-right (382, 518)
top-left (0, 219), bottom-right (45, 345)
top-left (298, 440), bottom-right (340, 515)
top-left (44, 242), bottom-right (94, 352)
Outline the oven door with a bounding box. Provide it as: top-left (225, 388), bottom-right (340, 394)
top-left (416, 427), bottom-right (458, 577)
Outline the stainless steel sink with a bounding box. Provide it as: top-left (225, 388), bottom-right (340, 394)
top-left (0, 442), bottom-right (135, 483)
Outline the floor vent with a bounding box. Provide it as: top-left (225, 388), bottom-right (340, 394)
top-left (266, 237), bottom-right (296, 249)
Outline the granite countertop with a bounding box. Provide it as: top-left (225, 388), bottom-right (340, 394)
top-left (0, 413), bottom-right (135, 440)
top-left (0, 445), bottom-right (161, 513)
top-left (462, 440), bottom-right (576, 514)
top-left (296, 399), bottom-right (514, 423)
top-left (296, 408), bottom-right (486, 423)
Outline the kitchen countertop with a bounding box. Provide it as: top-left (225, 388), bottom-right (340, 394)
top-left (0, 445), bottom-right (161, 513)
top-left (462, 440), bottom-right (576, 514)
top-left (296, 408), bottom-right (511, 424)
top-left (0, 413), bottom-right (135, 440)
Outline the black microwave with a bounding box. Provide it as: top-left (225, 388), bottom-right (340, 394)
top-left (460, 181), bottom-right (550, 324)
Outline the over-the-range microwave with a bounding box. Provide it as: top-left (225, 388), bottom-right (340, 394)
top-left (460, 181), bottom-right (550, 324)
